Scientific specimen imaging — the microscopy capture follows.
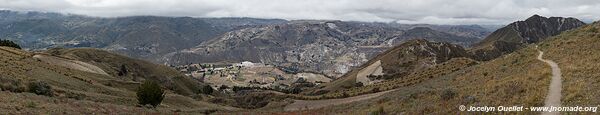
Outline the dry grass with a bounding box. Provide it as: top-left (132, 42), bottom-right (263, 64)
top-left (0, 47), bottom-right (238, 113)
top-left (541, 23), bottom-right (600, 109)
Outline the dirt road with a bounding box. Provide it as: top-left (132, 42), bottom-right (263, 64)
top-left (33, 54), bottom-right (109, 76)
top-left (284, 89), bottom-right (397, 111)
top-left (537, 49), bottom-right (562, 115)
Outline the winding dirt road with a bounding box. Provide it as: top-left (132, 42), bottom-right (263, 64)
top-left (284, 89), bottom-right (397, 111)
top-left (537, 48), bottom-right (562, 115)
top-left (33, 54), bottom-right (110, 76)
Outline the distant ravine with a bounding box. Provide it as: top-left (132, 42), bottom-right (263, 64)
top-left (537, 47), bottom-right (562, 115)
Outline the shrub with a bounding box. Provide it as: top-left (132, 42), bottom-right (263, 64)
top-left (354, 82), bottom-right (364, 87)
top-left (136, 81), bottom-right (165, 108)
top-left (341, 92), bottom-right (350, 98)
top-left (440, 89), bottom-right (456, 100)
top-left (0, 39), bottom-right (21, 49)
top-left (28, 80), bottom-right (53, 97)
top-left (290, 87), bottom-right (302, 94)
top-left (117, 65), bottom-right (128, 76)
top-left (199, 85), bottom-right (214, 95)
top-left (294, 77), bottom-right (307, 83)
top-left (218, 85), bottom-right (229, 91)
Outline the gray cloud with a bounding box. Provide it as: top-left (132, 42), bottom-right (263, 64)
top-left (1, 0), bottom-right (599, 24)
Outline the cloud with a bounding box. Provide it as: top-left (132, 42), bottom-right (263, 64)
top-left (0, 0), bottom-right (599, 24)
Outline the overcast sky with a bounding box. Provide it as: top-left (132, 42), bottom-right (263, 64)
top-left (1, 0), bottom-right (599, 25)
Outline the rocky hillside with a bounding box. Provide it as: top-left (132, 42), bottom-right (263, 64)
top-left (167, 21), bottom-right (482, 77)
top-left (0, 10), bottom-right (286, 60)
top-left (304, 39), bottom-right (471, 94)
top-left (470, 15), bottom-right (585, 60)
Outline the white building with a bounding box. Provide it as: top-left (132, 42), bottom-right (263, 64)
top-left (236, 61), bottom-right (254, 67)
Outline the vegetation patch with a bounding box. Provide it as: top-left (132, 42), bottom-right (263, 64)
top-left (0, 40), bottom-right (21, 49)
top-left (28, 80), bottom-right (54, 97)
top-left (137, 81), bottom-right (165, 108)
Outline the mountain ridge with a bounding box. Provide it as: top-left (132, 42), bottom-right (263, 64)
top-left (470, 15), bottom-right (585, 60)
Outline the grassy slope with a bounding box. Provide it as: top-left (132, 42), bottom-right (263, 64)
top-left (303, 22), bottom-right (600, 114)
top-left (0, 47), bottom-right (236, 114)
top-left (541, 23), bottom-right (600, 106)
top-left (47, 48), bottom-right (205, 96)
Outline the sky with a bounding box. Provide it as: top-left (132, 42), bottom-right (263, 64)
top-left (1, 0), bottom-right (599, 25)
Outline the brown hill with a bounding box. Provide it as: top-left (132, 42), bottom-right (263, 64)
top-left (0, 47), bottom-right (236, 114)
top-left (45, 48), bottom-right (207, 96)
top-left (304, 39), bottom-right (471, 95)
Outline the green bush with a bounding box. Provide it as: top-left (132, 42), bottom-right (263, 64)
top-left (0, 40), bottom-right (21, 49)
top-left (136, 81), bottom-right (165, 108)
top-left (28, 80), bottom-right (53, 97)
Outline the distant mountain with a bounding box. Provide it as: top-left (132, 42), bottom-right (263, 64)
top-left (470, 15), bottom-right (585, 60)
top-left (0, 10), bottom-right (286, 59)
top-left (0, 10), bottom-right (494, 77)
top-left (166, 21), bottom-right (483, 77)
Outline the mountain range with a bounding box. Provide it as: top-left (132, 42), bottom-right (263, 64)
top-left (0, 10), bottom-right (496, 77)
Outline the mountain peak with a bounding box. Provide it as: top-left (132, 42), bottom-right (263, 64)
top-left (470, 15), bottom-right (585, 61)
top-left (525, 14), bottom-right (546, 21)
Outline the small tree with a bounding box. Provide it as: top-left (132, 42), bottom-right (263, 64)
top-left (136, 81), bottom-right (165, 108)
